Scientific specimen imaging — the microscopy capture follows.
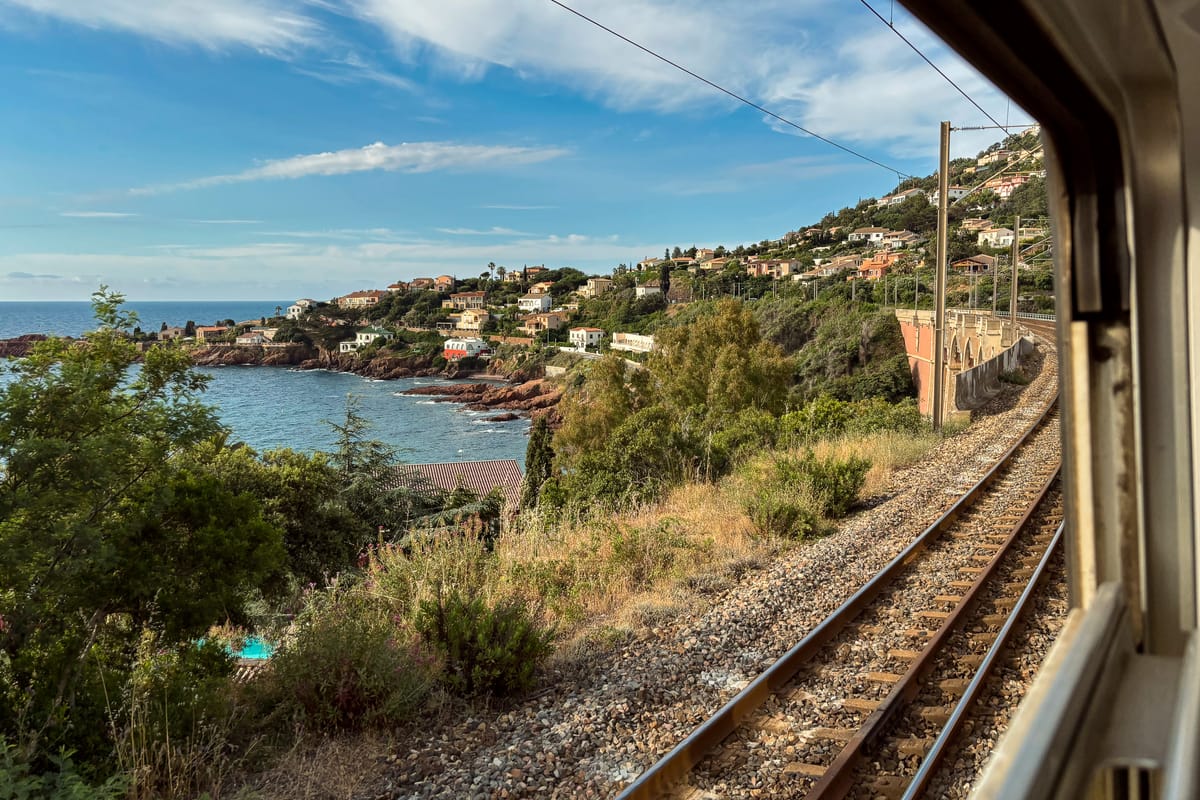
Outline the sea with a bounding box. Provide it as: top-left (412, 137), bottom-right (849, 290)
top-left (0, 301), bottom-right (530, 465)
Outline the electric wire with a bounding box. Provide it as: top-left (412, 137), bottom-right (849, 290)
top-left (857, 0), bottom-right (1011, 134)
top-left (545, 0), bottom-right (911, 179)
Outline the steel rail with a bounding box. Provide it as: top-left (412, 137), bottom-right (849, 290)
top-left (900, 521), bottom-right (1065, 799)
top-left (615, 395), bottom-right (1059, 800)
top-left (804, 465), bottom-right (1062, 799)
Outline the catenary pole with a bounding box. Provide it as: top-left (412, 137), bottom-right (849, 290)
top-left (1010, 214), bottom-right (1021, 319)
top-left (932, 121), bottom-right (950, 431)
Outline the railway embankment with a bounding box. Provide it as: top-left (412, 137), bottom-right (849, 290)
top-left (246, 333), bottom-right (1062, 799)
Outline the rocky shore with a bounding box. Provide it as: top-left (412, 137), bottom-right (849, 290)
top-left (401, 379), bottom-right (563, 423)
top-left (0, 334), bottom-right (48, 358)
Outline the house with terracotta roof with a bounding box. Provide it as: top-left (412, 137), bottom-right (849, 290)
top-left (518, 312), bottom-right (567, 336)
top-left (953, 254), bottom-right (998, 274)
top-left (610, 332), bottom-right (656, 353)
top-left (456, 309), bottom-right (490, 332)
top-left (236, 331), bottom-right (267, 346)
top-left (386, 459), bottom-right (524, 511)
top-left (287, 299), bottom-right (316, 319)
top-left (978, 227), bottom-right (1016, 248)
top-left (337, 290), bottom-right (386, 309)
top-left (569, 327), bottom-right (604, 350)
top-left (448, 291), bottom-right (486, 310)
top-left (847, 226), bottom-right (891, 243)
top-left (443, 337), bottom-right (491, 361)
top-left (409, 277), bottom-right (435, 290)
top-left (518, 294), bottom-right (552, 313)
top-left (635, 279), bottom-right (661, 298)
top-left (579, 277), bottom-right (612, 298)
top-left (528, 280), bottom-right (555, 295)
top-left (386, 281), bottom-right (409, 293)
top-left (195, 325), bottom-right (229, 341)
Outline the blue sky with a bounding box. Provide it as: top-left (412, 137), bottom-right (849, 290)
top-left (0, 0), bottom-right (1030, 301)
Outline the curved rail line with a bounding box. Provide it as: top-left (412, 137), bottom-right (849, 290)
top-left (618, 331), bottom-right (1060, 800)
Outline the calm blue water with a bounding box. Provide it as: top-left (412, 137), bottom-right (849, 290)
top-left (0, 300), bottom-right (292, 340)
top-left (0, 302), bottom-right (530, 464)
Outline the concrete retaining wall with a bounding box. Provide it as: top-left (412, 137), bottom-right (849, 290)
top-left (951, 336), bottom-right (1034, 411)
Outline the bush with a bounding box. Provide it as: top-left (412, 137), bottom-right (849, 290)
top-left (416, 591), bottom-right (553, 698)
top-left (999, 368), bottom-right (1030, 385)
top-left (264, 591), bottom-right (434, 731)
top-left (742, 485), bottom-right (822, 540)
top-left (0, 737), bottom-right (127, 800)
top-left (844, 397), bottom-right (925, 436)
top-left (781, 395), bottom-right (851, 442)
top-left (778, 451), bottom-right (871, 518)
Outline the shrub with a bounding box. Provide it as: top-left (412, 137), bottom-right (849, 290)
top-left (264, 591), bottom-right (434, 732)
top-left (844, 397), bottom-right (925, 436)
top-left (999, 368), bottom-right (1030, 385)
top-left (780, 395), bottom-right (851, 442)
top-left (778, 451), bottom-right (871, 518)
top-left (742, 485), bottom-right (822, 540)
top-left (416, 591), bottom-right (553, 698)
top-left (0, 737), bottom-right (127, 800)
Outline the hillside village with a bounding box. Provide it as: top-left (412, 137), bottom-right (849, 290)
top-left (146, 128), bottom-right (1051, 374)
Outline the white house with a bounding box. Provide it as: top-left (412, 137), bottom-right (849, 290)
top-left (978, 227), bottom-right (1016, 248)
top-left (926, 186), bottom-right (971, 205)
top-left (569, 327), bottom-right (604, 350)
top-left (340, 326), bottom-right (393, 353)
top-left (518, 294), bottom-right (552, 313)
top-left (236, 332), bottom-right (266, 346)
top-left (635, 279), bottom-right (662, 298)
top-left (610, 332), bottom-right (656, 353)
top-left (443, 338), bottom-right (491, 360)
top-left (286, 298), bottom-right (316, 320)
top-left (847, 227), bottom-right (890, 243)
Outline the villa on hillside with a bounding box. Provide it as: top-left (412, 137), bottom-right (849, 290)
top-left (847, 226), bottom-right (891, 243)
top-left (569, 327), bottom-right (604, 350)
top-left (386, 281), bottom-right (409, 293)
top-left (337, 290), bottom-right (386, 309)
top-left (528, 280), bottom-right (555, 295)
top-left (926, 185), bottom-right (971, 205)
top-left (287, 298), bottom-right (316, 319)
top-left (236, 331), bottom-right (267, 346)
top-left (953, 254), bottom-right (998, 274)
top-left (579, 277), bottom-right (612, 298)
top-left (978, 227), bottom-right (1016, 248)
top-left (518, 293), bottom-right (552, 313)
top-left (519, 312), bottom-right (567, 336)
top-left (340, 326), bottom-right (393, 353)
top-left (447, 291), bottom-right (486, 310)
top-left (409, 277), bottom-right (435, 290)
top-left (434, 275), bottom-right (456, 292)
top-left (158, 326), bottom-right (186, 341)
top-left (195, 325), bottom-right (229, 342)
top-left (610, 332), bottom-right (656, 353)
top-left (635, 279), bottom-right (661, 298)
top-left (456, 309), bottom-right (490, 332)
top-left (443, 337), bottom-right (491, 361)
top-left (876, 187), bottom-right (926, 207)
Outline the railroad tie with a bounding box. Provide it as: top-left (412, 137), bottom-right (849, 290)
top-left (894, 737), bottom-right (938, 757)
top-left (889, 648), bottom-right (922, 661)
top-left (939, 677), bottom-right (971, 696)
top-left (842, 697), bottom-right (880, 713)
top-left (970, 554), bottom-right (995, 563)
top-left (866, 671), bottom-right (904, 684)
top-left (934, 594), bottom-right (963, 604)
top-left (982, 613), bottom-right (1009, 627)
top-left (949, 579), bottom-right (975, 589)
top-left (960, 566), bottom-right (986, 575)
top-left (920, 705), bottom-right (955, 725)
top-left (992, 596), bottom-right (1017, 611)
top-left (809, 727), bottom-right (856, 742)
top-left (782, 762), bottom-right (826, 778)
top-left (867, 774), bottom-right (911, 800)
top-left (903, 628), bottom-right (934, 640)
top-left (915, 609), bottom-right (951, 621)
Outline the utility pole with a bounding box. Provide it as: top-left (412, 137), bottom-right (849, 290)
top-left (1009, 214), bottom-right (1021, 319)
top-left (931, 121), bottom-right (950, 432)
top-left (992, 254), bottom-right (1000, 316)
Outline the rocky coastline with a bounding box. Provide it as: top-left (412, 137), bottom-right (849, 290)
top-left (189, 344), bottom-right (561, 420)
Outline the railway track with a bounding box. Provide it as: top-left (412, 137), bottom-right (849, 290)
top-left (618, 345), bottom-right (1061, 800)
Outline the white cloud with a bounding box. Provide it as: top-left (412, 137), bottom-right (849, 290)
top-left (184, 218), bottom-right (262, 224)
top-left (0, 0), bottom-right (318, 52)
top-left (60, 210), bottom-right (137, 218)
top-left (435, 226), bottom-right (531, 236)
top-left (131, 140), bottom-right (570, 194)
top-left (293, 51), bottom-right (419, 93)
top-left (479, 204), bottom-right (555, 211)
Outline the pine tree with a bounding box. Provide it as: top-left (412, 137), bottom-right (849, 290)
top-left (660, 263), bottom-right (671, 298)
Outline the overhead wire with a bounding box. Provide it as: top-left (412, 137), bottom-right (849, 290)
top-left (545, 0), bottom-right (911, 179)
top-left (857, 0), bottom-right (1011, 135)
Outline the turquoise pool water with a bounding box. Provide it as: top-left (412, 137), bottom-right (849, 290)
top-left (234, 637), bottom-right (275, 660)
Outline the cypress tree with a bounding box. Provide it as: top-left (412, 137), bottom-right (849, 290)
top-left (521, 416), bottom-right (554, 509)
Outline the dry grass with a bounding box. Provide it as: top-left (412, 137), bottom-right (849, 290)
top-left (803, 430), bottom-right (941, 490)
top-left (239, 733), bottom-right (393, 800)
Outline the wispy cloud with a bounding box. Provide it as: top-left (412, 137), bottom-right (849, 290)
top-left (479, 204), bottom-right (555, 211)
top-left (661, 155), bottom-right (867, 196)
top-left (184, 218), bottom-right (262, 225)
top-left (131, 140), bottom-right (570, 195)
top-left (7, 270), bottom-right (63, 279)
top-left (435, 226), bottom-right (531, 236)
top-left (60, 210), bottom-right (138, 218)
top-left (0, 0), bottom-right (318, 52)
top-left (294, 50), bottom-right (419, 93)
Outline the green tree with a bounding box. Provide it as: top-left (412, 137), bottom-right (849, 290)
top-left (520, 417), bottom-right (554, 509)
top-left (0, 289), bottom-right (285, 766)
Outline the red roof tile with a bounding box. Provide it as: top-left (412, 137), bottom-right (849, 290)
top-left (389, 459), bottom-right (524, 510)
